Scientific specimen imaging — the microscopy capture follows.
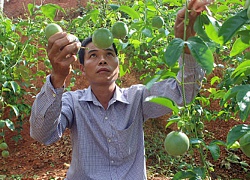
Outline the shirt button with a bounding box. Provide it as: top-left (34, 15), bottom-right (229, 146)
top-left (104, 116), bottom-right (108, 120)
top-left (52, 93), bottom-right (56, 97)
top-left (108, 138), bottom-right (111, 143)
top-left (111, 160), bottom-right (114, 164)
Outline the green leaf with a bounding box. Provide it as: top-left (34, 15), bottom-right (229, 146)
top-left (226, 124), bottom-right (250, 148)
top-left (142, 28), bottom-right (152, 37)
top-left (231, 60), bottom-right (250, 79)
top-left (218, 9), bottom-right (248, 44)
top-left (173, 170), bottom-right (196, 180)
top-left (5, 119), bottom-right (15, 131)
top-left (230, 37), bottom-right (250, 57)
top-left (118, 5), bottom-right (140, 20)
top-left (237, 90), bottom-right (250, 120)
top-left (7, 104), bottom-right (19, 117)
top-left (186, 36), bottom-right (214, 74)
top-left (10, 81), bottom-right (20, 94)
top-left (211, 76), bottom-right (221, 85)
top-left (166, 116), bottom-right (181, 129)
top-left (204, 16), bottom-right (222, 45)
top-left (207, 143), bottom-right (220, 160)
top-left (194, 15), bottom-right (210, 41)
top-left (164, 38), bottom-right (185, 67)
top-left (73, 15), bottom-right (91, 26)
top-left (145, 75), bottom-right (161, 89)
top-left (144, 96), bottom-right (179, 114)
top-left (13, 65), bottom-right (31, 82)
top-left (27, 3), bottom-right (34, 16)
top-left (89, 9), bottom-right (99, 24)
top-left (221, 85), bottom-right (250, 121)
top-left (41, 4), bottom-right (65, 21)
top-left (109, 4), bottom-right (120, 10)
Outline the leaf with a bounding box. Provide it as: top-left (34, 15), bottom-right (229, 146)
top-left (145, 75), bottom-right (161, 89)
top-left (41, 4), bottom-right (65, 21)
top-left (221, 85), bottom-right (250, 121)
top-left (5, 119), bottom-right (15, 131)
top-left (173, 170), bottom-right (196, 180)
top-left (230, 37), bottom-right (250, 57)
top-left (186, 36), bottom-right (214, 74)
top-left (13, 65), bottom-right (31, 82)
top-left (10, 81), bottom-right (20, 94)
top-left (207, 143), bottom-right (220, 160)
top-left (27, 3), bottom-right (34, 16)
top-left (144, 96), bottom-right (179, 114)
top-left (142, 28), bottom-right (152, 37)
top-left (190, 138), bottom-right (203, 145)
top-left (204, 16), bottom-right (222, 45)
top-left (231, 60), bottom-right (250, 79)
top-left (89, 9), bottom-right (99, 24)
top-left (109, 4), bottom-right (120, 10)
top-left (7, 104), bottom-right (19, 117)
top-left (221, 86), bottom-right (243, 105)
top-left (226, 124), bottom-right (250, 148)
top-left (218, 9), bottom-right (248, 44)
top-left (166, 116), bottom-right (181, 129)
top-left (164, 38), bottom-right (185, 67)
top-left (194, 15), bottom-right (210, 42)
top-left (210, 76), bottom-right (221, 85)
top-left (118, 5), bottom-right (140, 20)
top-left (73, 14), bottom-right (91, 26)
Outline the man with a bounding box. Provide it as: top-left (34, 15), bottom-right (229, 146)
top-left (30, 0), bottom-right (212, 179)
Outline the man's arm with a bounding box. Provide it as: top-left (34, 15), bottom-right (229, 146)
top-left (30, 31), bottom-right (80, 144)
top-left (142, 0), bottom-right (213, 119)
top-left (29, 76), bottom-right (70, 145)
top-left (143, 54), bottom-right (204, 120)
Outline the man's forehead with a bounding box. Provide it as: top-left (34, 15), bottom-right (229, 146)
top-left (85, 42), bottom-right (115, 52)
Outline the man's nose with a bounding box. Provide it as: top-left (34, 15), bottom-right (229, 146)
top-left (99, 55), bottom-right (107, 65)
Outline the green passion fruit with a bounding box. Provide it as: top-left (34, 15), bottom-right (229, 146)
top-left (6, 41), bottom-right (16, 51)
top-left (152, 16), bottom-right (164, 29)
top-left (111, 21), bottom-right (128, 39)
top-left (0, 120), bottom-right (5, 129)
top-left (239, 131), bottom-right (250, 158)
top-left (0, 142), bottom-right (8, 150)
top-left (2, 150), bottom-right (9, 158)
top-left (45, 23), bottom-right (63, 40)
top-left (92, 28), bottom-right (114, 49)
top-left (164, 131), bottom-right (190, 156)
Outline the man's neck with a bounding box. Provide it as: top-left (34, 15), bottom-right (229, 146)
top-left (91, 83), bottom-right (116, 110)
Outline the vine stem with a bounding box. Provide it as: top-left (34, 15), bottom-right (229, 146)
top-left (181, 0), bottom-right (190, 109)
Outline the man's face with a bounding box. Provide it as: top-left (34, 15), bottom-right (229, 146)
top-left (81, 42), bottom-right (119, 86)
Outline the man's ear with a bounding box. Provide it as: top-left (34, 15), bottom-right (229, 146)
top-left (79, 64), bottom-right (86, 76)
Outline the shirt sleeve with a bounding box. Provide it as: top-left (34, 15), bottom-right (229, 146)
top-left (29, 75), bottom-right (71, 145)
top-left (142, 54), bottom-right (205, 120)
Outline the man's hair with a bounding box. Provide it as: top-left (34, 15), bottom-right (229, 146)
top-left (78, 37), bottom-right (118, 65)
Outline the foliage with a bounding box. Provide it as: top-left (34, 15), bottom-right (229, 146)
top-left (1, 0), bottom-right (250, 179)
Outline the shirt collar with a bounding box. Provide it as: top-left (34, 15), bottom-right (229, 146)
top-left (79, 85), bottom-right (129, 105)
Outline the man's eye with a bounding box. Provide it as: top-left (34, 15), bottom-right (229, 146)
top-left (107, 52), bottom-right (115, 57)
top-left (90, 54), bottom-right (96, 58)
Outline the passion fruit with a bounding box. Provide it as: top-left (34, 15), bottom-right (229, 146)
top-left (111, 21), bottom-right (128, 39)
top-left (1, 150), bottom-right (9, 158)
top-left (152, 16), bottom-right (164, 29)
top-left (239, 131), bottom-right (250, 157)
top-left (164, 131), bottom-right (190, 156)
top-left (92, 28), bottom-right (114, 49)
top-left (45, 23), bottom-right (63, 40)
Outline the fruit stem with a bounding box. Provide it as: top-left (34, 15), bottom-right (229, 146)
top-left (80, 47), bottom-right (90, 49)
top-left (180, 0), bottom-right (190, 109)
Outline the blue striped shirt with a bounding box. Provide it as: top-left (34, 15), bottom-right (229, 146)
top-left (30, 54), bottom-right (204, 180)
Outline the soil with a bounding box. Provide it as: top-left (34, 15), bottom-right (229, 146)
top-left (1, 1), bottom-right (250, 180)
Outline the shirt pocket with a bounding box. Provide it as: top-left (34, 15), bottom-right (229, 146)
top-left (116, 119), bottom-right (139, 159)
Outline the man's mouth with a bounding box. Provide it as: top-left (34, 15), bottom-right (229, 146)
top-left (97, 68), bottom-right (110, 73)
